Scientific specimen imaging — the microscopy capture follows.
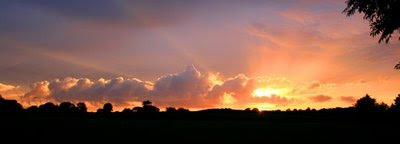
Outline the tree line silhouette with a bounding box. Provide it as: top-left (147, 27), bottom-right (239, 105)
top-left (1, 94), bottom-right (400, 119)
top-left (2, 93), bottom-right (400, 143)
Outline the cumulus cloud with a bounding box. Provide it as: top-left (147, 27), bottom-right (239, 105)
top-left (208, 75), bottom-right (296, 106)
top-left (207, 74), bottom-right (251, 101)
top-left (21, 81), bottom-right (50, 104)
top-left (309, 95), bottom-right (332, 102)
top-left (151, 65), bottom-right (213, 107)
top-left (20, 65), bottom-right (217, 109)
top-left (22, 77), bottom-right (151, 106)
top-left (19, 65), bottom-right (300, 110)
top-left (19, 65), bottom-right (381, 111)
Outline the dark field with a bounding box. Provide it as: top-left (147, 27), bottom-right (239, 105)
top-left (2, 96), bottom-right (400, 143)
top-left (2, 112), bottom-right (399, 143)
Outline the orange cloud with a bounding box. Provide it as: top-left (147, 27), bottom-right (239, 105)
top-left (0, 83), bottom-right (17, 92)
top-left (309, 95), bottom-right (332, 102)
top-left (13, 65), bottom-right (400, 111)
top-left (340, 96), bottom-right (357, 104)
top-left (0, 82), bottom-right (23, 101)
top-left (18, 66), bottom-right (303, 111)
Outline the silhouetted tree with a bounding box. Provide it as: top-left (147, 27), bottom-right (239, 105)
top-left (376, 102), bottom-right (389, 112)
top-left (103, 103), bottom-right (113, 113)
top-left (143, 100), bottom-right (152, 106)
top-left (344, 0), bottom-right (400, 69)
top-left (39, 102), bottom-right (58, 113)
top-left (59, 102), bottom-right (77, 113)
top-left (132, 106), bottom-right (143, 112)
top-left (390, 94), bottom-right (400, 112)
top-left (0, 96), bottom-right (23, 113)
top-left (76, 102), bottom-right (87, 113)
top-left (144, 106), bottom-right (159, 113)
top-left (142, 101), bottom-right (159, 113)
top-left (131, 100), bottom-right (160, 113)
top-left (355, 94), bottom-right (378, 112)
top-left (252, 108), bottom-right (260, 113)
top-left (394, 94), bottom-right (400, 106)
top-left (343, 0), bottom-right (400, 43)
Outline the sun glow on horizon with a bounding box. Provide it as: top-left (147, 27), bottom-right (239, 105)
top-left (247, 103), bottom-right (276, 110)
top-left (252, 88), bottom-right (282, 98)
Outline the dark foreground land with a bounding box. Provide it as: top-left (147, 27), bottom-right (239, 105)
top-left (2, 95), bottom-right (400, 143)
top-left (2, 111), bottom-right (400, 143)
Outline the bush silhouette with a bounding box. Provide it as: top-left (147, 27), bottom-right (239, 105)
top-left (177, 108), bottom-right (189, 113)
top-left (166, 107), bottom-right (177, 113)
top-left (96, 108), bottom-right (103, 113)
top-left (252, 108), bottom-right (260, 113)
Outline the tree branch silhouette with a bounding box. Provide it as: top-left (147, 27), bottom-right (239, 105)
top-left (343, 0), bottom-right (400, 70)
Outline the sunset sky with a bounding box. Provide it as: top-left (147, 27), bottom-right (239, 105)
top-left (1, 0), bottom-right (399, 111)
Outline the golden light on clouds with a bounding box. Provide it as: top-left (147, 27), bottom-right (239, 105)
top-left (208, 73), bottom-right (223, 87)
top-left (252, 87), bottom-right (291, 98)
top-left (222, 92), bottom-right (236, 105)
top-left (252, 88), bottom-right (281, 98)
top-left (247, 103), bottom-right (276, 111)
